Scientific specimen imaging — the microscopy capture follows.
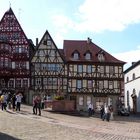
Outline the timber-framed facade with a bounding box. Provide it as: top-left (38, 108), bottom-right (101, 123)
top-left (0, 8), bottom-right (33, 101)
top-left (0, 8), bottom-right (125, 112)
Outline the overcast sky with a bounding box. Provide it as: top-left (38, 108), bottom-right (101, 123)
top-left (1, 0), bottom-right (140, 70)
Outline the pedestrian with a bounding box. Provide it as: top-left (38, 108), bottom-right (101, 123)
top-left (109, 105), bottom-right (114, 120)
top-left (106, 106), bottom-right (111, 122)
top-left (41, 95), bottom-right (46, 109)
top-left (88, 102), bottom-right (92, 116)
top-left (102, 104), bottom-right (108, 121)
top-left (91, 103), bottom-right (94, 115)
top-left (1, 93), bottom-right (7, 111)
top-left (16, 92), bottom-right (23, 112)
top-left (36, 95), bottom-right (41, 116)
top-left (100, 105), bottom-right (104, 119)
top-left (33, 96), bottom-right (38, 115)
top-left (11, 93), bottom-right (16, 111)
top-left (7, 91), bottom-right (12, 109)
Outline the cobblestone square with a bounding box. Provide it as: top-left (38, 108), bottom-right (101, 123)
top-left (0, 105), bottom-right (140, 140)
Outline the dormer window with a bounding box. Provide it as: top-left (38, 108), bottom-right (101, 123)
top-left (97, 53), bottom-right (105, 62)
top-left (72, 51), bottom-right (80, 60)
top-left (97, 50), bottom-right (105, 62)
top-left (85, 52), bottom-right (91, 60)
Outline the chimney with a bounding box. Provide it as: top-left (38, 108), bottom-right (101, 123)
top-left (36, 38), bottom-right (38, 46)
top-left (132, 62), bottom-right (136, 65)
top-left (87, 37), bottom-right (92, 44)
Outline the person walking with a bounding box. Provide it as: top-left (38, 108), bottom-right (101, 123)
top-left (88, 102), bottom-right (92, 116)
top-left (11, 93), bottom-right (16, 111)
top-left (36, 95), bottom-right (41, 116)
top-left (16, 92), bottom-right (23, 112)
top-left (33, 96), bottom-right (38, 115)
top-left (1, 93), bottom-right (7, 111)
top-left (100, 105), bottom-right (104, 119)
top-left (109, 105), bottom-right (114, 120)
top-left (102, 104), bottom-right (108, 121)
top-left (106, 105), bottom-right (111, 122)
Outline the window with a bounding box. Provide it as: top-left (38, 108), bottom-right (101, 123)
top-left (47, 64), bottom-right (61, 72)
top-left (78, 65), bottom-right (82, 73)
top-left (36, 78), bottom-right (41, 86)
top-left (73, 52), bottom-right (79, 60)
top-left (1, 79), bottom-right (5, 87)
top-left (35, 64), bottom-right (40, 71)
top-left (15, 62), bottom-right (26, 69)
top-left (87, 80), bottom-right (92, 88)
top-left (16, 79), bottom-right (21, 87)
top-left (87, 96), bottom-right (91, 105)
top-left (100, 66), bottom-right (104, 73)
top-left (126, 77), bottom-right (129, 82)
top-left (99, 81), bottom-right (103, 89)
top-left (98, 53), bottom-right (105, 62)
top-left (47, 40), bottom-right (52, 46)
top-left (8, 80), bottom-right (14, 88)
top-left (43, 78), bottom-right (47, 85)
top-left (87, 65), bottom-right (92, 73)
top-left (109, 81), bottom-right (113, 89)
top-left (23, 79), bottom-right (28, 87)
top-left (85, 53), bottom-right (91, 60)
top-left (79, 96), bottom-right (84, 105)
top-left (41, 64), bottom-right (47, 70)
top-left (77, 80), bottom-right (82, 89)
top-left (132, 73), bottom-right (135, 80)
top-left (109, 66), bottom-right (114, 74)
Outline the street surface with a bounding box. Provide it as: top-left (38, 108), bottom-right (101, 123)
top-left (0, 104), bottom-right (140, 140)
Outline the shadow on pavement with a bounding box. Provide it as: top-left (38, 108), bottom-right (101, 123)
top-left (0, 132), bottom-right (21, 140)
top-left (46, 110), bottom-right (140, 123)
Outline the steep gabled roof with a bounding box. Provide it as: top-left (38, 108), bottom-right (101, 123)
top-left (63, 39), bottom-right (125, 64)
top-left (0, 7), bottom-right (30, 45)
top-left (31, 30), bottom-right (65, 62)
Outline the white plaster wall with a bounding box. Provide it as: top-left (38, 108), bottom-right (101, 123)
top-left (124, 64), bottom-right (140, 112)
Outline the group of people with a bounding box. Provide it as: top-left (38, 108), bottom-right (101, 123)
top-left (0, 91), bottom-right (23, 112)
top-left (32, 95), bottom-right (42, 116)
top-left (100, 104), bottom-right (113, 122)
top-left (88, 102), bottom-right (114, 122)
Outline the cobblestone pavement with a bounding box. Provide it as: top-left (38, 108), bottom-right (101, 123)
top-left (0, 105), bottom-right (140, 140)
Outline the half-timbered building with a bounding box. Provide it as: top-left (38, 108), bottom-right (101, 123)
top-left (31, 34), bottom-right (125, 112)
top-left (0, 8), bottom-right (125, 111)
top-left (30, 31), bottom-right (67, 102)
top-left (63, 38), bottom-right (125, 112)
top-left (0, 8), bottom-right (32, 100)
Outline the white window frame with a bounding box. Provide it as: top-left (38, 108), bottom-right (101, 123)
top-left (85, 53), bottom-right (91, 60)
top-left (73, 53), bottom-right (79, 60)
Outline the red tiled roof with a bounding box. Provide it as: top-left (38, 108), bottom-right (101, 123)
top-left (63, 40), bottom-right (125, 64)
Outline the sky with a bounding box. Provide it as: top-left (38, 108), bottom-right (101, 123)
top-left (1, 0), bottom-right (140, 70)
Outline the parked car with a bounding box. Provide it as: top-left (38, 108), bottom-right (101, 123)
top-left (118, 108), bottom-right (130, 116)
